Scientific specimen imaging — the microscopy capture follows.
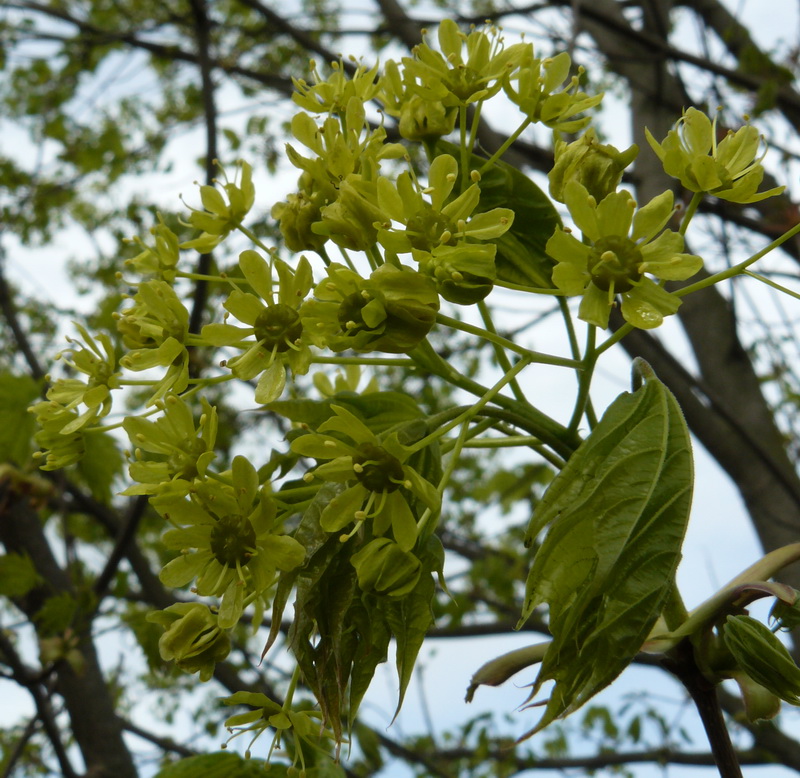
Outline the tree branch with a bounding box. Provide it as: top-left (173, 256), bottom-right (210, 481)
top-left (0, 632), bottom-right (78, 778)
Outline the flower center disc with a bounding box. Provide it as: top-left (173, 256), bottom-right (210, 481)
top-left (209, 515), bottom-right (256, 567)
top-left (337, 293), bottom-right (369, 335)
top-left (168, 436), bottom-right (208, 480)
top-left (253, 304), bottom-right (303, 352)
top-left (589, 235), bottom-right (643, 293)
top-left (354, 443), bottom-right (405, 492)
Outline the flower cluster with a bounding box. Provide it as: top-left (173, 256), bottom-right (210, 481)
top-left (272, 100), bottom-right (405, 253)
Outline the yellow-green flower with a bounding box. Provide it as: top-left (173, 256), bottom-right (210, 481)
top-left (121, 393), bottom-right (217, 497)
top-left (301, 262), bottom-right (439, 353)
top-left (30, 403), bottom-right (85, 470)
top-left (547, 181), bottom-right (703, 328)
top-left (155, 457), bottom-right (305, 628)
top-left (125, 215), bottom-right (181, 282)
top-left (45, 323), bottom-right (121, 433)
top-left (291, 405), bottom-right (440, 552)
top-left (147, 603), bottom-right (231, 682)
top-left (117, 280), bottom-right (190, 405)
top-left (292, 58), bottom-right (380, 115)
top-left (377, 59), bottom-right (457, 142)
top-left (181, 160), bottom-right (255, 253)
top-left (549, 128), bottom-right (638, 203)
top-left (645, 108), bottom-right (785, 203)
top-left (504, 49), bottom-right (602, 133)
top-left (377, 154), bottom-right (513, 303)
top-left (273, 101), bottom-right (405, 252)
top-left (402, 19), bottom-right (527, 107)
top-left (202, 251), bottom-right (314, 404)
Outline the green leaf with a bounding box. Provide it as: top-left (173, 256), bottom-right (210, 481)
top-left (75, 429), bottom-right (123, 502)
top-left (262, 483), bottom-right (342, 660)
top-left (0, 372), bottom-right (39, 465)
top-left (35, 591), bottom-right (81, 635)
top-left (518, 370), bottom-right (693, 735)
top-left (383, 570), bottom-right (436, 721)
top-left (266, 397), bottom-right (334, 429)
top-left (347, 598), bottom-right (391, 731)
top-left (153, 752), bottom-right (274, 778)
top-left (0, 553), bottom-right (42, 597)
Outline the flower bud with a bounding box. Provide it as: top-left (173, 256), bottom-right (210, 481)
top-left (723, 614), bottom-right (800, 705)
top-left (272, 191), bottom-right (328, 252)
top-left (730, 671), bottom-right (782, 722)
top-left (398, 94), bottom-right (457, 142)
top-left (317, 179), bottom-right (385, 251)
top-left (148, 603), bottom-right (231, 682)
top-left (549, 128), bottom-right (638, 203)
top-left (415, 242), bottom-right (496, 304)
top-left (351, 537), bottom-right (422, 597)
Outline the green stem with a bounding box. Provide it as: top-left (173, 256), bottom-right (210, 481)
top-left (467, 101), bottom-right (483, 155)
top-left (417, 420), bottom-right (472, 539)
top-left (477, 116), bottom-right (533, 176)
top-left (558, 298), bottom-right (581, 363)
top-left (595, 321), bottom-right (633, 357)
top-left (567, 323), bottom-right (596, 434)
top-left (184, 373), bottom-right (235, 386)
top-left (438, 417), bottom-right (495, 454)
top-left (676, 219), bottom-right (800, 298)
top-left (679, 192), bottom-right (703, 236)
top-left (177, 271), bottom-right (246, 284)
top-left (492, 279), bottom-right (568, 295)
top-left (459, 105), bottom-right (469, 191)
top-left (410, 340), bottom-right (580, 458)
top-left (742, 269), bottom-right (800, 301)
top-left (477, 300), bottom-right (526, 402)
top-left (406, 356), bottom-right (533, 454)
top-left (462, 435), bottom-right (553, 448)
top-left (311, 356), bottom-right (415, 367)
top-left (366, 244), bottom-right (384, 269)
top-left (283, 663), bottom-right (301, 710)
top-left (236, 223), bottom-right (272, 253)
top-left (436, 313), bottom-right (581, 368)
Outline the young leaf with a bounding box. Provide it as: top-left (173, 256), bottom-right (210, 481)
top-left (724, 614), bottom-right (800, 704)
top-left (517, 370), bottom-right (693, 736)
top-left (0, 553), bottom-right (42, 597)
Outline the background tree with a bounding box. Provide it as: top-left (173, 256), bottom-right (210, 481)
top-left (2, 1), bottom-right (800, 776)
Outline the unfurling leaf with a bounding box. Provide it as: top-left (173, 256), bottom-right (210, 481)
top-left (724, 614), bottom-right (800, 705)
top-left (517, 365), bottom-right (693, 736)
